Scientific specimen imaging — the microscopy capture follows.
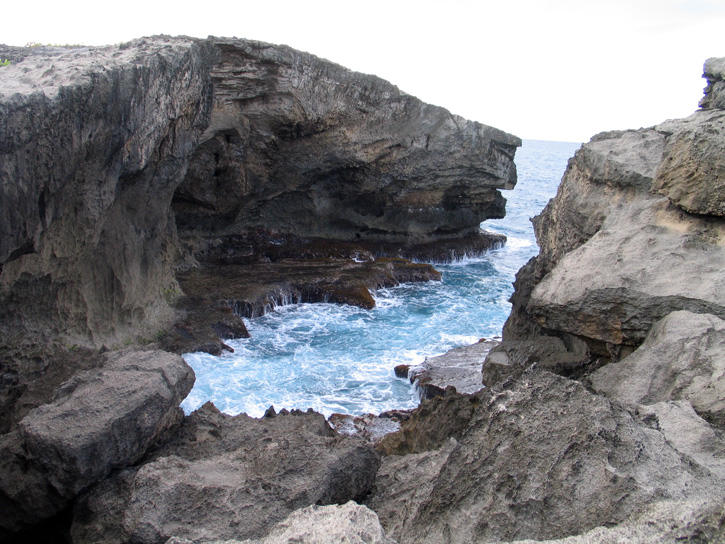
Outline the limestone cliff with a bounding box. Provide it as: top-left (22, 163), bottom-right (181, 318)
top-left (0, 35), bottom-right (519, 541)
top-left (484, 58), bottom-right (725, 383)
top-left (0, 36), bottom-right (519, 352)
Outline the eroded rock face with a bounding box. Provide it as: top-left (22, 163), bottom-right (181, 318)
top-left (0, 36), bottom-right (518, 352)
top-left (71, 403), bottom-right (380, 544)
top-left (0, 349), bottom-right (194, 531)
top-left (590, 311), bottom-right (725, 427)
top-left (174, 40), bottom-right (520, 245)
top-left (369, 369), bottom-right (725, 544)
top-left (0, 38), bottom-right (217, 347)
top-left (491, 57), bottom-right (725, 382)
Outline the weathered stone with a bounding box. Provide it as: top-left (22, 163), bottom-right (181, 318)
top-left (0, 36), bottom-right (518, 354)
top-left (511, 498), bottom-right (725, 544)
top-left (165, 502), bottom-right (396, 544)
top-left (408, 339), bottom-right (496, 398)
top-left (174, 40), bottom-right (519, 247)
top-left (528, 196), bottom-right (725, 346)
top-left (637, 400), bottom-right (725, 480)
top-left (376, 390), bottom-right (480, 456)
top-left (0, 37), bottom-right (217, 348)
top-left (652, 109), bottom-right (725, 217)
top-left (590, 311), bottom-right (725, 427)
top-left (0, 349), bottom-right (193, 530)
top-left (700, 56), bottom-right (725, 110)
top-left (365, 439), bottom-right (457, 542)
top-left (71, 403), bottom-right (380, 544)
top-left (376, 369), bottom-right (724, 544)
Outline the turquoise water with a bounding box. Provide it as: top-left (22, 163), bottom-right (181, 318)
top-left (181, 140), bottom-right (581, 417)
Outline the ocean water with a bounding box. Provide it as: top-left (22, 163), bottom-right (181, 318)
top-left (181, 140), bottom-right (582, 417)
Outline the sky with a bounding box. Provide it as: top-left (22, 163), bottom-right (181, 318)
top-left (3, 0), bottom-right (724, 142)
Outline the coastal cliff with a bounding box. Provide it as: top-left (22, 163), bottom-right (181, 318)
top-left (362, 57), bottom-right (725, 543)
top-left (2, 35), bottom-right (724, 544)
top-left (0, 36), bottom-right (518, 542)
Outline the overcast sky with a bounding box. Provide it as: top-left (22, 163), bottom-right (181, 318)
top-left (3, 0), bottom-right (724, 142)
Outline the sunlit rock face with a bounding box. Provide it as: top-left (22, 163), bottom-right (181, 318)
top-left (0, 36), bottom-right (519, 348)
top-left (484, 56), bottom-right (725, 384)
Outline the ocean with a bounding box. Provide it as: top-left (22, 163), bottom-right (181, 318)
top-left (181, 139), bottom-right (582, 417)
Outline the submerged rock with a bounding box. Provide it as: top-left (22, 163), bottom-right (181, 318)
top-left (71, 403), bottom-right (380, 544)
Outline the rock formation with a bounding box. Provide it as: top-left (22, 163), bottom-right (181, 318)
top-left (0, 35), bottom-right (518, 543)
top-left (0, 36), bottom-right (519, 353)
top-left (483, 57), bottom-right (725, 384)
top-left (2, 32), bottom-right (723, 544)
top-left (71, 404), bottom-right (379, 544)
top-left (363, 56), bottom-right (725, 544)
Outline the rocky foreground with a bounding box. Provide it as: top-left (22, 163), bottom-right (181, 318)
top-left (0, 36), bottom-right (724, 543)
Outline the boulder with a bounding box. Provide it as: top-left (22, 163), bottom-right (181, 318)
top-left (368, 369), bottom-right (725, 543)
top-left (166, 502), bottom-right (396, 544)
top-left (652, 109), bottom-right (725, 216)
top-left (365, 439), bottom-right (457, 541)
top-left (590, 311), bottom-right (725, 427)
top-left (699, 56), bottom-right (725, 110)
top-left (407, 340), bottom-right (496, 398)
top-left (0, 349), bottom-right (194, 531)
top-left (527, 196), bottom-right (725, 346)
top-left (71, 403), bottom-right (380, 544)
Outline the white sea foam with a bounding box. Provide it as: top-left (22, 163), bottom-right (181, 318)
top-left (181, 140), bottom-right (580, 418)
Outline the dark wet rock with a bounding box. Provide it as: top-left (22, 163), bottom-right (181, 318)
top-left (370, 369), bottom-right (725, 544)
top-left (590, 311), bottom-right (725, 428)
top-left (175, 257), bottom-right (439, 323)
top-left (0, 350), bottom-right (193, 531)
top-left (376, 389), bottom-right (480, 456)
top-left (408, 339), bottom-right (497, 398)
top-left (71, 403), bottom-right (380, 544)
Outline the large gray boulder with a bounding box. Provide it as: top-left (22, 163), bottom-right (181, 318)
top-left (652, 109), bottom-right (725, 216)
top-left (527, 196), bottom-right (725, 346)
top-left (0, 349), bottom-right (194, 530)
top-left (590, 311), bottom-right (725, 427)
top-left (71, 403), bottom-right (380, 544)
top-left (166, 502), bottom-right (397, 544)
top-left (367, 369), bottom-right (725, 544)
